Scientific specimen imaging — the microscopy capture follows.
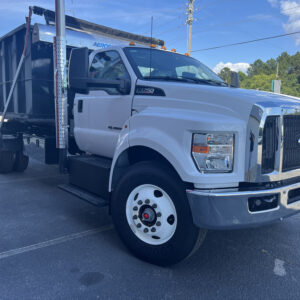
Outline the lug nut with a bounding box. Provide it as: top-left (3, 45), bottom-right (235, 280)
top-left (144, 228), bottom-right (149, 233)
top-left (145, 199), bottom-right (150, 204)
top-left (133, 206), bottom-right (138, 211)
top-left (138, 200), bottom-right (143, 205)
top-left (151, 227), bottom-right (156, 232)
top-left (133, 215), bottom-right (138, 220)
top-left (137, 223), bottom-right (142, 228)
top-left (156, 212), bottom-right (162, 217)
top-left (156, 221), bottom-right (161, 226)
top-left (152, 204), bottom-right (157, 209)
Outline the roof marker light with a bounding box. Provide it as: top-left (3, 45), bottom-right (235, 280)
top-left (129, 41), bottom-right (135, 46)
top-left (150, 44), bottom-right (157, 48)
top-left (185, 53), bottom-right (190, 56)
top-left (161, 46), bottom-right (167, 50)
top-left (171, 48), bottom-right (176, 52)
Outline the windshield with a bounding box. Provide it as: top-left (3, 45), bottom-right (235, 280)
top-left (124, 47), bottom-right (226, 86)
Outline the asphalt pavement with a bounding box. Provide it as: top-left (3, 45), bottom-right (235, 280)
top-left (0, 148), bottom-right (300, 299)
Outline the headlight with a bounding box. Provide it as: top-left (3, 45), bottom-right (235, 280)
top-left (192, 133), bottom-right (234, 173)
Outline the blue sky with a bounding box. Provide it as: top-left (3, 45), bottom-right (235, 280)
top-left (0, 0), bottom-right (299, 73)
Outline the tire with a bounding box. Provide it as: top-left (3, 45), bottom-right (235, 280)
top-left (111, 161), bottom-right (207, 266)
top-left (0, 151), bottom-right (16, 174)
top-left (13, 152), bottom-right (29, 172)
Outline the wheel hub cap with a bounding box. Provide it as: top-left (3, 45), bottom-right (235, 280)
top-left (140, 206), bottom-right (156, 225)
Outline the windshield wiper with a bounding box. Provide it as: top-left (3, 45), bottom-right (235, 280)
top-left (143, 76), bottom-right (192, 83)
top-left (143, 75), bottom-right (227, 86)
top-left (180, 77), bottom-right (227, 86)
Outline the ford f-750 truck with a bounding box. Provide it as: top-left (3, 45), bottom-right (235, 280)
top-left (1, 7), bottom-right (300, 266)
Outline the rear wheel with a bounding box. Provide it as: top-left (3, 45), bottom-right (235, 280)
top-left (13, 152), bottom-right (29, 172)
top-left (111, 161), bottom-right (207, 266)
top-left (0, 151), bottom-right (16, 174)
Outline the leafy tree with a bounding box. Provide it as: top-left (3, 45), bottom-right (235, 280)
top-left (241, 74), bottom-right (274, 91)
top-left (218, 51), bottom-right (300, 98)
top-left (219, 67), bottom-right (232, 84)
top-left (238, 71), bottom-right (246, 82)
top-left (248, 59), bottom-right (266, 76)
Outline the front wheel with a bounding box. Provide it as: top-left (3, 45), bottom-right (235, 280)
top-left (111, 161), bottom-right (207, 266)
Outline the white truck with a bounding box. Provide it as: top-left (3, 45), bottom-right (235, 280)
top-left (1, 7), bottom-right (300, 266)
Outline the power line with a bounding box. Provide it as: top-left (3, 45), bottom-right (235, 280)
top-left (191, 30), bottom-right (300, 52)
top-left (133, 5), bottom-right (186, 36)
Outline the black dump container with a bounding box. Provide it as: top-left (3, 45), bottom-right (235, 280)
top-left (0, 7), bottom-right (164, 132)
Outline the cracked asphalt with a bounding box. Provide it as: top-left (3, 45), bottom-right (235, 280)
top-left (0, 148), bottom-right (300, 299)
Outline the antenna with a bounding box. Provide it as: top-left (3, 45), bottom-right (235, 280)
top-left (149, 16), bottom-right (154, 77)
top-left (151, 16), bottom-right (154, 42)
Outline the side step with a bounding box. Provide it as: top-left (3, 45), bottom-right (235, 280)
top-left (69, 155), bottom-right (112, 200)
top-left (59, 184), bottom-right (109, 207)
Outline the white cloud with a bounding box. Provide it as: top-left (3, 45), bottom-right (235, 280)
top-left (280, 1), bottom-right (300, 45)
top-left (213, 62), bottom-right (250, 74)
top-left (268, 0), bottom-right (279, 7)
top-left (268, 0), bottom-right (300, 45)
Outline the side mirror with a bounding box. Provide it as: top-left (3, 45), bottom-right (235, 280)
top-left (230, 71), bottom-right (240, 88)
top-left (68, 47), bottom-right (89, 94)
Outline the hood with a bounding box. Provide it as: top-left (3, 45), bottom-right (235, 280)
top-left (136, 80), bottom-right (300, 120)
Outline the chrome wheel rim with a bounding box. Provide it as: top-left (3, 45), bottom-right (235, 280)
top-left (126, 184), bottom-right (177, 245)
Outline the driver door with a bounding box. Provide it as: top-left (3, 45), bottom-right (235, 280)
top-left (74, 50), bottom-right (133, 158)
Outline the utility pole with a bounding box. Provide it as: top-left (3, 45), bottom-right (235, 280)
top-left (186, 0), bottom-right (195, 55)
top-left (54, 0), bottom-right (68, 173)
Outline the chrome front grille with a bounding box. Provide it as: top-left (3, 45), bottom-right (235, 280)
top-left (248, 105), bottom-right (300, 183)
top-left (283, 115), bottom-right (300, 172)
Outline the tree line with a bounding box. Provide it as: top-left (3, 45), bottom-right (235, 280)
top-left (218, 51), bottom-right (300, 98)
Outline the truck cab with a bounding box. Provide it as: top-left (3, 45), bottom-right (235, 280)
top-left (68, 45), bottom-right (300, 266)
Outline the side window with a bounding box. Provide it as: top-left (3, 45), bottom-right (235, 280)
top-left (89, 51), bottom-right (130, 95)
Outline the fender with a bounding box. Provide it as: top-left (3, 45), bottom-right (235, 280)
top-left (109, 107), bottom-right (247, 192)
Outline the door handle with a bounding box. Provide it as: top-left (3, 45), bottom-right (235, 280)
top-left (78, 100), bottom-right (83, 113)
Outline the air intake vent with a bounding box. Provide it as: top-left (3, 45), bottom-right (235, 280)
top-left (262, 116), bottom-right (278, 174)
top-left (283, 115), bottom-right (300, 172)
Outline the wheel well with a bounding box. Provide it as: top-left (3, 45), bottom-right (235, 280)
top-left (110, 146), bottom-right (193, 191)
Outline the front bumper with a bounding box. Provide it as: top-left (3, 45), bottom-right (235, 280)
top-left (186, 181), bottom-right (300, 229)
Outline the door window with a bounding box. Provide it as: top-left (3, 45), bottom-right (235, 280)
top-left (89, 51), bottom-right (130, 95)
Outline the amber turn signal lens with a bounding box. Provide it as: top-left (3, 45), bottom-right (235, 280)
top-left (192, 145), bottom-right (209, 154)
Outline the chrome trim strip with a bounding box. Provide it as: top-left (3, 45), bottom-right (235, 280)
top-left (187, 181), bottom-right (300, 198)
top-left (32, 23), bottom-right (145, 50)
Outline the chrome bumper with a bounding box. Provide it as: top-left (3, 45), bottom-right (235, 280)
top-left (186, 181), bottom-right (300, 229)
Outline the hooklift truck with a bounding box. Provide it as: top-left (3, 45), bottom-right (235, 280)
top-left (1, 5), bottom-right (300, 266)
